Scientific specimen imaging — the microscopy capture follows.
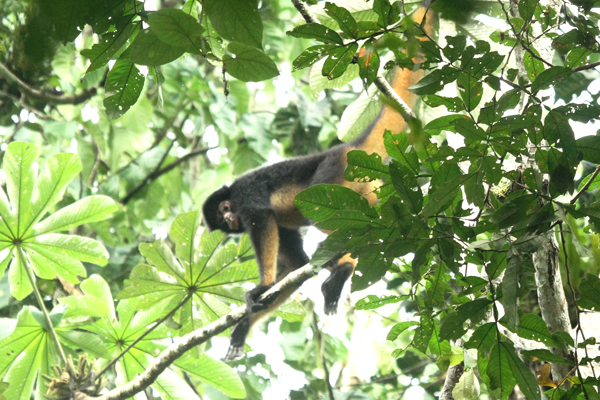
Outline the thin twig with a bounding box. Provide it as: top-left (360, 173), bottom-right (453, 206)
top-left (570, 164), bottom-right (600, 205)
top-left (0, 63), bottom-right (97, 105)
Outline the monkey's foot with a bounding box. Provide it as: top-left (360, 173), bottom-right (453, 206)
top-left (224, 345), bottom-right (246, 361)
top-left (246, 284), bottom-right (274, 312)
top-left (321, 262), bottom-right (353, 315)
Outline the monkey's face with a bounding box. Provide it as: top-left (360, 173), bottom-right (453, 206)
top-left (218, 200), bottom-right (242, 232)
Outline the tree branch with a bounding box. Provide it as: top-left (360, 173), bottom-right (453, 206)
top-left (290, 0), bottom-right (417, 123)
top-left (0, 63), bottom-right (97, 105)
top-left (120, 146), bottom-right (212, 204)
top-left (77, 262), bottom-right (321, 400)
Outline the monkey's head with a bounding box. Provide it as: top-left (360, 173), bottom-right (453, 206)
top-left (202, 186), bottom-right (244, 233)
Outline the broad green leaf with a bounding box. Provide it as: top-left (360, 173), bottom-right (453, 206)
top-left (8, 252), bottom-right (31, 300)
top-left (322, 43), bottom-right (358, 80)
top-left (287, 23), bottom-right (343, 45)
top-left (387, 321), bottom-right (419, 341)
top-left (81, 16), bottom-right (139, 73)
top-left (578, 274), bottom-right (600, 311)
top-left (176, 354), bottom-right (246, 398)
top-left (488, 342), bottom-right (516, 400)
top-left (389, 161), bottom-right (423, 214)
top-left (56, 329), bottom-right (111, 359)
top-left (130, 28), bottom-right (186, 66)
top-left (170, 211), bottom-right (200, 269)
top-left (104, 49), bottom-right (145, 120)
top-left (148, 8), bottom-right (204, 49)
top-left (4, 142), bottom-right (39, 238)
top-left (28, 234), bottom-right (109, 266)
top-left (139, 240), bottom-right (186, 282)
top-left (521, 349), bottom-right (571, 364)
top-left (292, 45), bottom-right (337, 70)
top-left (465, 322), bottom-right (496, 354)
top-left (414, 313), bottom-right (434, 353)
top-left (457, 72), bottom-right (483, 111)
top-left (79, 274), bottom-right (116, 320)
top-left (501, 342), bottom-right (541, 400)
top-left (59, 294), bottom-right (110, 319)
top-left (531, 66), bottom-right (571, 92)
top-left (409, 66), bottom-right (460, 95)
top-left (576, 135), bottom-right (600, 163)
top-left (344, 150), bottom-right (388, 182)
top-left (358, 41), bottom-right (380, 88)
top-left (523, 46), bottom-right (545, 82)
top-left (295, 184), bottom-right (377, 221)
top-left (421, 173), bottom-right (476, 217)
top-left (518, 0), bottom-right (538, 21)
top-left (223, 42), bottom-right (279, 82)
top-left (204, 0), bottom-right (263, 48)
top-left (337, 83), bottom-right (379, 141)
top-left (24, 153), bottom-right (82, 236)
top-left (354, 294), bottom-right (407, 310)
top-left (0, 187), bottom-right (14, 240)
top-left (324, 2), bottom-right (358, 38)
top-left (27, 245), bottom-right (86, 282)
top-left (31, 195), bottom-right (117, 237)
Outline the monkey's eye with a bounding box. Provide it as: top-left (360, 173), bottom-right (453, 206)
top-left (219, 201), bottom-right (232, 213)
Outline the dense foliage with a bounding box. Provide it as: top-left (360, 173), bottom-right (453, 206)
top-left (0, 0), bottom-right (599, 399)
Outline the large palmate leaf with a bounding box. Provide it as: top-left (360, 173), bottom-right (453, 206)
top-left (0, 143), bottom-right (117, 300)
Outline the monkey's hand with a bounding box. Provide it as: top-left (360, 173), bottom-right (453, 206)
top-left (245, 284), bottom-right (275, 313)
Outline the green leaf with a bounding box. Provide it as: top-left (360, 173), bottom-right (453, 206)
top-left (389, 161), bottom-right (423, 214)
top-left (521, 349), bottom-right (571, 364)
top-left (387, 321), bottom-right (419, 341)
top-left (443, 35), bottom-right (467, 63)
top-left (130, 28), bottom-right (186, 66)
top-left (287, 23), bottom-right (343, 44)
top-left (324, 2), bottom-right (358, 39)
top-left (104, 49), bottom-right (145, 120)
top-left (358, 42), bottom-right (380, 88)
top-left (322, 43), bottom-right (358, 80)
top-left (344, 150), bottom-right (388, 182)
top-left (204, 0), bottom-right (263, 48)
top-left (169, 211), bottom-right (200, 269)
top-left (148, 8), bottom-right (204, 50)
top-left (26, 244), bottom-right (86, 283)
top-left (465, 322), bottom-right (496, 354)
top-left (457, 72), bottom-right (483, 111)
top-left (354, 294), bottom-right (407, 310)
top-left (24, 153), bottom-right (82, 236)
top-left (295, 184), bottom-right (377, 222)
top-left (223, 41), bottom-right (279, 82)
top-left (531, 66), bottom-right (571, 92)
top-left (578, 273), bottom-right (600, 311)
top-left (518, 0), bottom-right (538, 21)
top-left (31, 195), bottom-right (118, 236)
top-left (421, 173), bottom-right (476, 217)
top-left (453, 118), bottom-right (487, 142)
top-left (292, 45), bottom-right (337, 70)
top-left (9, 251), bottom-right (31, 300)
top-left (176, 354), bottom-right (246, 398)
top-left (81, 16), bottom-right (139, 73)
top-left (488, 342), bottom-right (516, 399)
top-left (28, 234), bottom-right (109, 266)
top-left (523, 46), bottom-right (545, 82)
top-left (4, 142), bottom-right (40, 238)
top-left (414, 313), bottom-right (434, 353)
top-left (576, 135), bottom-right (600, 163)
top-left (501, 254), bottom-right (520, 329)
top-left (502, 342), bottom-right (541, 400)
top-left (409, 66), bottom-right (460, 95)
top-left (139, 240), bottom-right (186, 281)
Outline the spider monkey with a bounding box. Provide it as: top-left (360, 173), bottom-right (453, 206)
top-left (203, 6), bottom-right (433, 360)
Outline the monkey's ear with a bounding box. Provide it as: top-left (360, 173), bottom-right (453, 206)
top-left (202, 185), bottom-right (231, 231)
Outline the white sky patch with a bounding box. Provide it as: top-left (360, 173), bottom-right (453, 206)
top-left (182, 119), bottom-right (195, 134)
top-left (19, 109), bottom-right (28, 121)
top-left (81, 104), bottom-right (100, 124)
top-left (473, 14), bottom-right (510, 30)
top-left (203, 125), bottom-right (221, 164)
top-left (273, 61), bottom-right (295, 107)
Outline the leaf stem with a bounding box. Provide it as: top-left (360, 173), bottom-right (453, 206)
top-left (17, 245), bottom-right (68, 365)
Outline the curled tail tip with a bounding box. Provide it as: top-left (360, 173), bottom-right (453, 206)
top-left (324, 300), bottom-right (340, 315)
